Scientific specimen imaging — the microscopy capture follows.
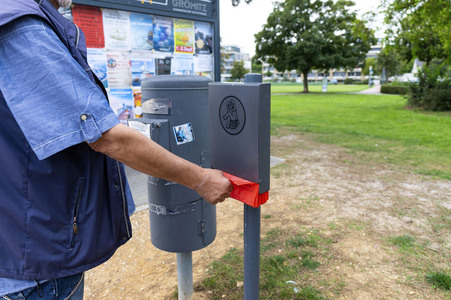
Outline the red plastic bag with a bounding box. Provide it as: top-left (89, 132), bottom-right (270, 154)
top-left (223, 172), bottom-right (269, 208)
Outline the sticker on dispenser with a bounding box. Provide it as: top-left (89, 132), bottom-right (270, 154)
top-left (173, 123), bottom-right (195, 145)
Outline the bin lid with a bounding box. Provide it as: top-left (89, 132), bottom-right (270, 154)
top-left (141, 75), bottom-right (211, 90)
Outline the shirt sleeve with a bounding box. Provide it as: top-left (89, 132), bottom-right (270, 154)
top-left (0, 16), bottom-right (120, 160)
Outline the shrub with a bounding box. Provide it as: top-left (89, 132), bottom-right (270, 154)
top-left (381, 85), bottom-right (408, 95)
top-left (344, 78), bottom-right (355, 85)
top-left (391, 80), bottom-right (410, 87)
top-left (407, 81), bottom-right (424, 107)
top-left (407, 60), bottom-right (451, 111)
top-left (423, 79), bottom-right (451, 111)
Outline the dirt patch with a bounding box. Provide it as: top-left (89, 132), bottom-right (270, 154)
top-left (84, 132), bottom-right (450, 299)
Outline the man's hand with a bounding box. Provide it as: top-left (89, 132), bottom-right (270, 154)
top-left (193, 169), bottom-right (233, 205)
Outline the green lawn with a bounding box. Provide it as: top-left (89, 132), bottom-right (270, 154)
top-left (182, 90), bottom-right (450, 300)
top-left (270, 83), bottom-right (370, 94)
top-left (271, 93), bottom-right (451, 180)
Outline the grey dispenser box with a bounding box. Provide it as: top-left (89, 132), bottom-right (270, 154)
top-left (209, 82), bottom-right (271, 193)
top-left (138, 75), bottom-right (216, 253)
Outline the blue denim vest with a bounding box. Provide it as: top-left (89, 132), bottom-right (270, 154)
top-left (0, 0), bottom-right (132, 280)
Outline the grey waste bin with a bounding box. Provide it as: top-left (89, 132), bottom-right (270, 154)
top-left (140, 75), bottom-right (215, 253)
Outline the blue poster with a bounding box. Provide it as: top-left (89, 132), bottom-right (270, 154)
top-left (153, 16), bottom-right (174, 52)
top-left (131, 51), bottom-right (155, 86)
top-left (87, 48), bottom-right (108, 88)
top-left (130, 13), bottom-right (154, 50)
top-left (108, 88), bottom-right (134, 124)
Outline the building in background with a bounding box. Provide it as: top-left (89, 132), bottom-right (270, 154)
top-left (221, 44), bottom-right (251, 81)
top-left (260, 43), bottom-right (383, 83)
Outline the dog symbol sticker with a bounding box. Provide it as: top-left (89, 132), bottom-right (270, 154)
top-left (219, 96), bottom-right (245, 135)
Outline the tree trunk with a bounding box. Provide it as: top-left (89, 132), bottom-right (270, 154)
top-left (302, 70), bottom-right (309, 93)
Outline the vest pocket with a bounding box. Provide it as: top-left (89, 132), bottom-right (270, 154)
top-left (69, 177), bottom-right (84, 249)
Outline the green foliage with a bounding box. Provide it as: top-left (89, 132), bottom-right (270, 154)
top-left (343, 78), bottom-right (355, 85)
top-left (254, 0), bottom-right (376, 93)
top-left (422, 79), bottom-right (451, 111)
top-left (376, 49), bottom-right (402, 79)
top-left (230, 60), bottom-right (249, 81)
top-left (363, 57), bottom-right (377, 76)
top-left (251, 55), bottom-right (263, 74)
top-left (380, 85), bottom-right (407, 95)
top-left (426, 272), bottom-right (451, 291)
top-left (381, 0), bottom-right (450, 64)
top-left (399, 58), bottom-right (414, 74)
top-left (407, 60), bottom-right (451, 111)
top-left (390, 80), bottom-right (410, 87)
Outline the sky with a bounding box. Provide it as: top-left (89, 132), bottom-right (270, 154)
top-left (219, 0), bottom-right (383, 57)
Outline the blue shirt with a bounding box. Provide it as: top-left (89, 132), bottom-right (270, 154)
top-left (0, 16), bottom-right (134, 296)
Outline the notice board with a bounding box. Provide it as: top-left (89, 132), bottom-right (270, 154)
top-left (62, 0), bottom-right (219, 124)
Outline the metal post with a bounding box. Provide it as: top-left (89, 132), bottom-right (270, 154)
top-left (243, 73), bottom-right (262, 300)
top-left (244, 205), bottom-right (261, 299)
top-left (177, 252), bottom-right (193, 300)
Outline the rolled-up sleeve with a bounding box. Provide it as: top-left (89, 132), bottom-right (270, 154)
top-left (0, 16), bottom-right (119, 160)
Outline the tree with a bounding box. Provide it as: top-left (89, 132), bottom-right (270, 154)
top-left (251, 55), bottom-right (262, 74)
top-left (254, 0), bottom-right (376, 92)
top-left (230, 60), bottom-right (249, 81)
top-left (376, 49), bottom-right (401, 79)
top-left (363, 57), bottom-right (377, 76)
top-left (381, 0), bottom-right (450, 65)
top-left (381, 0), bottom-right (450, 111)
top-left (399, 58), bottom-right (414, 74)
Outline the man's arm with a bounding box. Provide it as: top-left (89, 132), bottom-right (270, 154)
top-left (89, 123), bottom-right (233, 205)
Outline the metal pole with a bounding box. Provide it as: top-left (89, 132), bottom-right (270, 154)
top-left (244, 205), bottom-right (261, 299)
top-left (177, 252), bottom-right (193, 300)
top-left (243, 73), bottom-right (262, 300)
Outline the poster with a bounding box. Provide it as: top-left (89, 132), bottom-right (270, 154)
top-left (153, 16), bottom-right (174, 52)
top-left (103, 9), bottom-right (131, 50)
top-left (87, 48), bottom-right (108, 87)
top-left (72, 5), bottom-right (105, 48)
top-left (132, 87), bottom-right (143, 118)
top-left (108, 88), bottom-right (134, 124)
top-left (193, 54), bottom-right (213, 73)
top-left (194, 22), bottom-right (212, 54)
top-left (106, 51), bottom-right (132, 88)
top-left (171, 54), bottom-right (194, 75)
top-left (131, 51), bottom-right (155, 86)
top-left (130, 13), bottom-right (154, 50)
top-left (155, 57), bottom-right (172, 75)
top-left (174, 19), bottom-right (194, 54)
